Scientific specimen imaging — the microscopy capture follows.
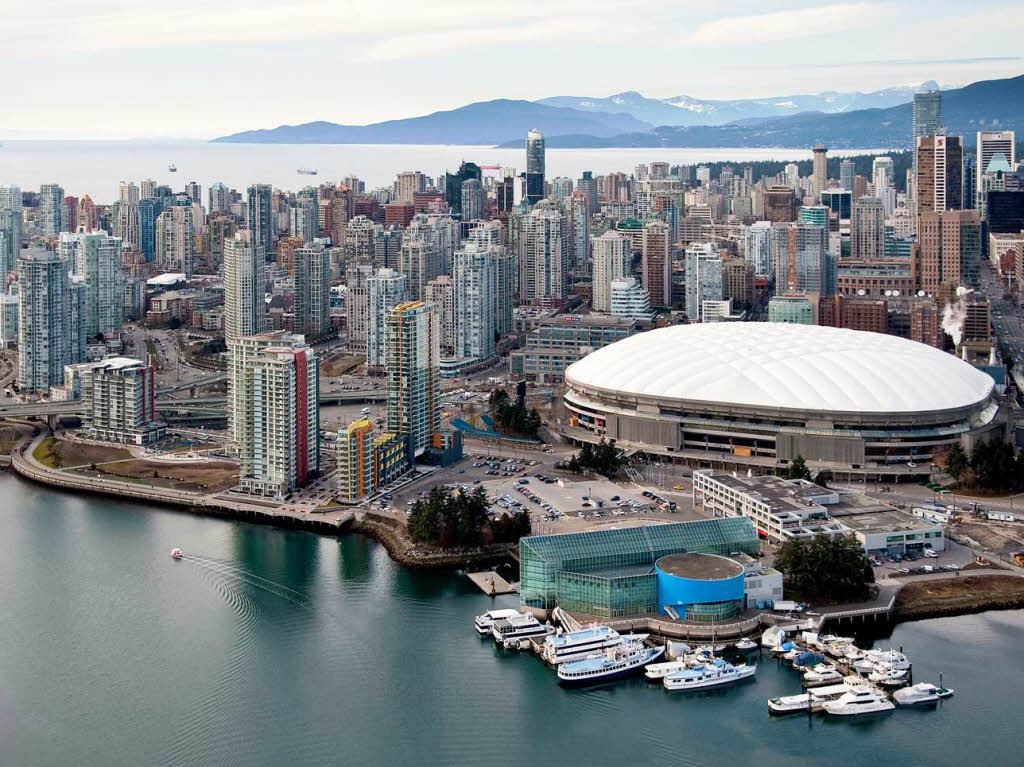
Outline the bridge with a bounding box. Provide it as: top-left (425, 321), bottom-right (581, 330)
top-left (0, 388), bottom-right (387, 423)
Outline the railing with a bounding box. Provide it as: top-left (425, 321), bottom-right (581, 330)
top-left (815, 594), bottom-right (896, 625)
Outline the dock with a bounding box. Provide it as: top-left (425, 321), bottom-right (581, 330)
top-left (467, 571), bottom-right (517, 595)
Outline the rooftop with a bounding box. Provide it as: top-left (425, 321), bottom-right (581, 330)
top-left (838, 509), bottom-right (943, 535)
top-left (656, 552), bottom-right (744, 581)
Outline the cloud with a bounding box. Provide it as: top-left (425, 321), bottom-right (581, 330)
top-left (683, 3), bottom-right (885, 47)
top-left (812, 56), bottom-right (1023, 69)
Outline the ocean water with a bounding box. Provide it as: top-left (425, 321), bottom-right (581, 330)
top-left (0, 472), bottom-right (1020, 767)
top-left (0, 140), bottom-right (883, 200)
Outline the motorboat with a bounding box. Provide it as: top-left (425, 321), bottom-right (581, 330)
top-left (893, 682), bottom-right (954, 706)
top-left (168, 163), bottom-right (177, 172)
top-left (803, 665), bottom-right (843, 687)
top-left (664, 659), bottom-right (756, 691)
top-left (644, 654), bottom-right (708, 680)
top-left (869, 666), bottom-right (911, 687)
top-left (474, 608), bottom-right (521, 636)
top-left (695, 643), bottom-right (727, 655)
top-left (781, 648), bottom-right (801, 661)
top-left (854, 649), bottom-right (911, 675)
top-left (170, 548), bottom-right (183, 559)
top-left (768, 692), bottom-right (811, 715)
top-left (557, 642), bottom-right (663, 686)
top-left (792, 651), bottom-right (825, 671)
top-left (808, 682), bottom-right (855, 712)
top-left (843, 645), bottom-right (866, 661)
top-left (822, 687), bottom-right (895, 716)
top-left (491, 613), bottom-right (555, 646)
top-left (735, 637), bottom-right (758, 652)
top-left (541, 625), bottom-right (626, 664)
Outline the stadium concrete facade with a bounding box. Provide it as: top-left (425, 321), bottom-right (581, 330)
top-left (562, 324), bottom-right (1002, 476)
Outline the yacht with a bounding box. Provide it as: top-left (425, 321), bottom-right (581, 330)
top-left (808, 682), bottom-right (855, 712)
top-left (491, 613), bottom-right (554, 646)
top-left (894, 682), bottom-right (954, 706)
top-left (644, 654), bottom-right (708, 680)
top-left (663, 659), bottom-right (756, 691)
top-left (822, 687), bottom-right (895, 717)
top-left (869, 666), bottom-right (911, 687)
top-left (474, 608), bottom-right (521, 636)
top-left (843, 645), bottom-right (866, 661)
top-left (768, 692), bottom-right (811, 715)
top-left (803, 665), bottom-right (843, 687)
top-left (170, 548), bottom-right (183, 559)
top-left (557, 642), bottom-right (663, 686)
top-left (168, 163), bottom-right (177, 172)
top-left (735, 637), bottom-right (758, 652)
top-left (541, 625), bottom-right (626, 664)
top-left (854, 649), bottom-right (911, 675)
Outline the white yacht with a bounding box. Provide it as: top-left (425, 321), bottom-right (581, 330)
top-left (869, 666), bottom-right (911, 687)
top-left (491, 613), bottom-right (554, 646)
top-left (808, 682), bottom-right (856, 712)
top-left (803, 665), bottom-right (843, 687)
top-left (644, 654), bottom-right (708, 680)
top-left (894, 682), bottom-right (954, 706)
top-left (768, 692), bottom-right (811, 715)
top-left (854, 649), bottom-right (911, 675)
top-left (735, 637), bottom-right (758, 652)
top-left (474, 608), bottom-right (521, 636)
top-left (843, 645), bottom-right (866, 661)
top-left (557, 641), bottom-right (663, 686)
top-left (541, 625), bottom-right (628, 664)
top-left (663, 660), bottom-right (756, 691)
top-left (822, 687), bottom-right (895, 716)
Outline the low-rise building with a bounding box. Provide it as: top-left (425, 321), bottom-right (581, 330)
top-left (510, 314), bottom-right (637, 382)
top-left (62, 357), bottom-right (165, 445)
top-left (337, 419), bottom-right (410, 501)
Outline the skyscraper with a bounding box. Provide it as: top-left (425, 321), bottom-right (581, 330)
top-left (444, 162), bottom-right (481, 216)
top-left (230, 332), bottom-right (319, 498)
top-left (641, 221), bottom-right (671, 307)
top-left (812, 144), bottom-right (828, 198)
top-left (916, 135), bottom-right (963, 222)
top-left (292, 241), bottom-right (330, 339)
top-left (684, 243), bottom-right (723, 321)
top-left (17, 249), bottom-right (84, 391)
top-left (386, 301), bottom-right (440, 458)
top-left (772, 222), bottom-right (829, 295)
top-left (460, 178), bottom-right (485, 221)
top-left (743, 221), bottom-right (773, 277)
top-left (850, 197), bottom-right (886, 261)
top-left (917, 210), bottom-right (982, 291)
top-left (223, 230), bottom-right (267, 345)
top-left (454, 241), bottom-right (496, 361)
top-left (155, 206), bottom-right (196, 275)
top-left (137, 198), bottom-right (163, 263)
top-left (591, 231), bottom-right (631, 312)
top-left (424, 276), bottom-right (456, 357)
top-left (208, 182), bottom-right (229, 214)
top-left (60, 231), bottom-right (125, 338)
top-left (39, 184), bottom-right (65, 235)
top-left (246, 184), bottom-right (273, 255)
top-left (367, 268), bottom-right (408, 368)
top-left (0, 186), bottom-right (22, 263)
top-left (913, 91), bottom-right (942, 145)
top-left (976, 130), bottom-right (1016, 203)
top-left (840, 159), bottom-right (855, 192)
top-left (518, 199), bottom-right (568, 308)
top-left (525, 129), bottom-right (546, 205)
top-left (578, 171), bottom-right (599, 216)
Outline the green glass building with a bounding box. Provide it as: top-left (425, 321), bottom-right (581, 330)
top-left (519, 518), bottom-right (759, 617)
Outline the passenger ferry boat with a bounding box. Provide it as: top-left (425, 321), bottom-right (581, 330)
top-left (663, 659), bottom-right (756, 691)
top-left (541, 625), bottom-right (628, 665)
top-left (474, 608), bottom-right (521, 636)
top-left (491, 614), bottom-right (555, 646)
top-left (893, 682), bottom-right (954, 706)
top-left (557, 642), bottom-right (663, 686)
top-left (821, 686), bottom-right (895, 716)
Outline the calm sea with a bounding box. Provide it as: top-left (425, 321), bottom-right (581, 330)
top-left (0, 472), bottom-right (1020, 767)
top-left (0, 141), bottom-right (884, 200)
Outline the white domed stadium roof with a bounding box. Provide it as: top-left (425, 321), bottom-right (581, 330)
top-left (565, 323), bottom-right (994, 414)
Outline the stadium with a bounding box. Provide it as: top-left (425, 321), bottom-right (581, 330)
top-left (562, 323), bottom-right (1001, 476)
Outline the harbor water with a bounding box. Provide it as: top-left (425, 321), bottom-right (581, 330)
top-left (0, 471), bottom-right (1020, 767)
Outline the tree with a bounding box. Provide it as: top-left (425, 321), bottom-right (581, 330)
top-left (567, 438), bottom-right (627, 478)
top-left (785, 455), bottom-right (811, 481)
top-left (774, 533), bottom-right (874, 602)
top-left (407, 486), bottom-right (530, 548)
top-left (946, 443), bottom-right (968, 483)
top-left (813, 470), bottom-right (833, 488)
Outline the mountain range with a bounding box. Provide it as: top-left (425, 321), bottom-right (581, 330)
top-left (213, 74), bottom-right (1024, 149)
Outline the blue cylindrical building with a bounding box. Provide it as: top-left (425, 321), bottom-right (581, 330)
top-left (655, 553), bottom-right (745, 621)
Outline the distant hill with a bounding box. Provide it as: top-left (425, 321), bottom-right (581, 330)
top-left (502, 74), bottom-right (1024, 149)
top-left (212, 100), bottom-right (651, 145)
top-left (537, 84), bottom-right (936, 127)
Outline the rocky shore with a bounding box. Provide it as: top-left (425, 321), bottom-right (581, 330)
top-left (893, 574), bottom-right (1024, 622)
top-left (352, 513), bottom-right (517, 570)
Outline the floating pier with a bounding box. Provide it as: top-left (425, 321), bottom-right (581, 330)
top-left (467, 571), bottom-right (517, 595)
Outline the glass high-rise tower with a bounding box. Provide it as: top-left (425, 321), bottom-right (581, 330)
top-left (525, 129), bottom-right (545, 205)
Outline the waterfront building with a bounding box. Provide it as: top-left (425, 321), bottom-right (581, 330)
top-left (525, 129), bottom-right (545, 205)
top-left (292, 241), bottom-right (330, 339)
top-left (17, 249), bottom-right (85, 391)
top-left (247, 184), bottom-right (274, 255)
top-left (223, 230), bottom-right (267, 345)
top-left (767, 294), bottom-right (814, 324)
top-left (642, 221), bottom-right (672, 307)
top-left (230, 332), bottom-right (319, 498)
top-left (63, 357), bottom-right (164, 445)
top-left (519, 517), bottom-right (760, 617)
top-left (609, 277), bottom-right (654, 322)
top-left (338, 419), bottom-right (375, 501)
top-left (684, 242), bottom-right (723, 321)
top-left (386, 301), bottom-right (440, 458)
top-left (367, 268), bottom-right (408, 368)
top-left (591, 231), bottom-right (631, 313)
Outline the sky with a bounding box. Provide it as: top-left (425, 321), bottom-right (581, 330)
top-left (4, 0), bottom-right (1024, 139)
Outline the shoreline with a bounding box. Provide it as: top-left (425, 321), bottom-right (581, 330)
top-left (891, 575), bottom-right (1024, 622)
